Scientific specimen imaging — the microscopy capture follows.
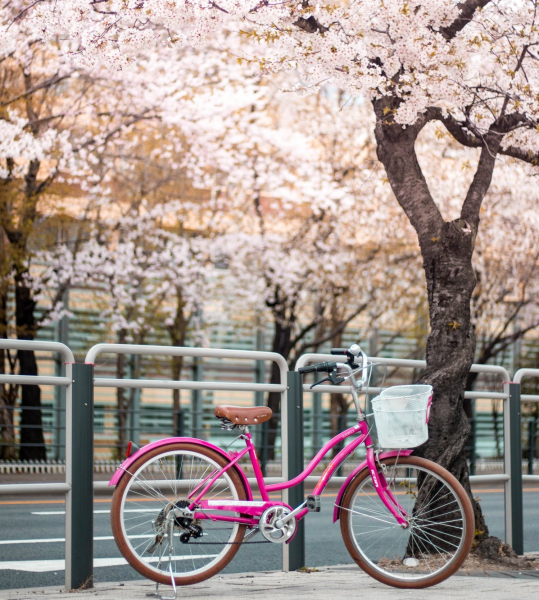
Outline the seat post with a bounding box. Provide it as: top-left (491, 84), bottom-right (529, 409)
top-left (244, 429), bottom-right (269, 501)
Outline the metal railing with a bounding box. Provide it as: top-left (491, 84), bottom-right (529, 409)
top-left (0, 341), bottom-right (290, 588)
top-left (295, 353), bottom-right (525, 553)
top-left (0, 339), bottom-right (84, 589)
top-left (0, 340), bottom-right (534, 589)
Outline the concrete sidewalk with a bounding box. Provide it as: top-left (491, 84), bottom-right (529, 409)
top-left (2, 565), bottom-right (539, 600)
top-left (0, 565), bottom-right (539, 600)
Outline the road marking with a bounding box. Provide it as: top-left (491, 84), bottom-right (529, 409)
top-left (31, 509), bottom-right (154, 515)
top-left (0, 555), bottom-right (219, 573)
top-left (2, 487), bottom-right (537, 507)
top-left (0, 535), bottom-right (153, 545)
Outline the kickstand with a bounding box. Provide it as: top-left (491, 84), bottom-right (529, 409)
top-left (147, 520), bottom-right (177, 600)
top-left (146, 563), bottom-right (177, 600)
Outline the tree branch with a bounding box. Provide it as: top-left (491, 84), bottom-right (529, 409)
top-left (499, 144), bottom-right (539, 166)
top-left (295, 302), bottom-right (367, 356)
top-left (460, 140), bottom-right (499, 228)
top-left (1, 73), bottom-right (72, 107)
top-left (428, 108), bottom-right (482, 148)
top-left (293, 16), bottom-right (328, 34)
top-left (439, 0), bottom-right (493, 41)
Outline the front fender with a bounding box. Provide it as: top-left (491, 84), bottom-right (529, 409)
top-left (108, 437), bottom-right (253, 500)
top-left (333, 449), bottom-right (413, 522)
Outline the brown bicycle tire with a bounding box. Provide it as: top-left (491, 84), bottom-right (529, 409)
top-left (340, 455), bottom-right (474, 589)
top-left (111, 442), bottom-right (247, 586)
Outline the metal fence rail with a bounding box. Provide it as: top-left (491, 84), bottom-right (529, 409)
top-left (0, 340), bottom-right (535, 590)
top-left (295, 353), bottom-right (524, 553)
top-left (0, 339), bottom-right (86, 589)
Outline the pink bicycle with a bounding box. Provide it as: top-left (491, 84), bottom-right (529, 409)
top-left (110, 344), bottom-right (474, 590)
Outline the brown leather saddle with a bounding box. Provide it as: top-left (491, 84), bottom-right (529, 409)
top-left (214, 405), bottom-right (272, 426)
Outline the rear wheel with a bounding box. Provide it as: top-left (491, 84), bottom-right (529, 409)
top-left (339, 456), bottom-right (474, 588)
top-left (111, 443), bottom-right (247, 586)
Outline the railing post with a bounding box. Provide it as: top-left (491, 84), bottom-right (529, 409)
top-left (255, 329), bottom-right (266, 452)
top-left (65, 363), bottom-right (94, 590)
top-left (312, 392), bottom-right (322, 458)
top-left (504, 382), bottom-right (523, 554)
top-left (528, 418), bottom-right (536, 475)
top-left (282, 371), bottom-right (305, 571)
top-left (191, 357), bottom-right (203, 438)
top-left (54, 289), bottom-right (69, 461)
top-left (128, 354), bottom-right (141, 446)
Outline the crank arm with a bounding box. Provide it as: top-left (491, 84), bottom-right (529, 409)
top-left (275, 501), bottom-right (307, 529)
top-left (243, 527), bottom-right (260, 542)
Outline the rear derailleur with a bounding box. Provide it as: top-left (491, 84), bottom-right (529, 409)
top-left (147, 500), bottom-right (203, 553)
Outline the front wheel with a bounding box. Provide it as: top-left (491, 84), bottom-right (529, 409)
top-left (339, 456), bottom-right (474, 589)
top-left (111, 442), bottom-right (247, 586)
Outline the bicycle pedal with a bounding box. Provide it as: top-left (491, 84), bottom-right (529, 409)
top-left (307, 495), bottom-right (321, 512)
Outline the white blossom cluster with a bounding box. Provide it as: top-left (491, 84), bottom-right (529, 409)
top-left (18, 1), bottom-right (537, 154)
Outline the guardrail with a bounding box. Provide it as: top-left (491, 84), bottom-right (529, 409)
top-left (295, 354), bottom-right (524, 553)
top-left (0, 340), bottom-right (533, 590)
top-left (0, 341), bottom-right (290, 589)
top-left (0, 339), bottom-right (88, 590)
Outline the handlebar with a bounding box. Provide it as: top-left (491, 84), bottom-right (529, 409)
top-left (297, 344), bottom-right (370, 417)
top-left (297, 361), bottom-right (336, 374)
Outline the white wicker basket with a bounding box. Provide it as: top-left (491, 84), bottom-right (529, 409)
top-left (372, 384), bottom-right (433, 449)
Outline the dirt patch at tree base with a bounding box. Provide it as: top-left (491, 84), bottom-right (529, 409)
top-left (460, 552), bottom-right (539, 574)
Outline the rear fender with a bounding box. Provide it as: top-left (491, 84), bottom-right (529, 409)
top-left (333, 449), bottom-right (413, 522)
top-left (108, 437), bottom-right (253, 500)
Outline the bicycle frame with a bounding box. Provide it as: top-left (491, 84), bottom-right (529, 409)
top-left (110, 354), bottom-right (411, 532)
top-left (188, 420), bottom-right (409, 528)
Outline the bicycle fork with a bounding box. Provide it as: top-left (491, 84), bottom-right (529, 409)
top-left (366, 447), bottom-right (409, 528)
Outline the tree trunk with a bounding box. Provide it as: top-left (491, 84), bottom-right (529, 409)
top-left (413, 221), bottom-right (484, 531)
top-left (263, 320), bottom-right (294, 460)
top-left (167, 290), bottom-right (188, 438)
top-left (372, 98), bottom-right (505, 555)
top-left (116, 330), bottom-right (129, 460)
top-left (0, 283), bottom-right (17, 459)
top-left (172, 356), bottom-right (184, 435)
top-left (15, 275), bottom-right (46, 461)
top-left (329, 330), bottom-right (349, 457)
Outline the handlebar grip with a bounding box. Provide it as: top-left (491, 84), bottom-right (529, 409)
top-left (298, 361), bottom-right (336, 374)
top-left (330, 348), bottom-right (348, 356)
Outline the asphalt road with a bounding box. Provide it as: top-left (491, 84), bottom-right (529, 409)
top-left (0, 485), bottom-right (538, 590)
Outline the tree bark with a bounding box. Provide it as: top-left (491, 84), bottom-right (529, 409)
top-left (372, 97), bottom-right (503, 553)
top-left (167, 288), bottom-right (188, 437)
top-left (15, 274), bottom-right (46, 460)
top-left (0, 279), bottom-right (17, 460)
top-left (116, 329), bottom-right (129, 460)
top-left (264, 319), bottom-right (294, 460)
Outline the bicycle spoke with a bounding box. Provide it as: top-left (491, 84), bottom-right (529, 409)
top-left (342, 459), bottom-right (470, 585)
top-left (116, 446), bottom-right (244, 582)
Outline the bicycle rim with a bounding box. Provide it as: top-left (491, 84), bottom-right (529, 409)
top-left (340, 456), bottom-right (473, 588)
top-left (111, 444), bottom-right (247, 585)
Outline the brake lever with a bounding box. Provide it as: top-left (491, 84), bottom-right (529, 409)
top-left (310, 370), bottom-right (345, 389)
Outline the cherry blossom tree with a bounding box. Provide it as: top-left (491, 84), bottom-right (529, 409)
top-left (0, 0), bottom-right (178, 458)
top-left (15, 0), bottom-right (539, 553)
top-left (38, 200), bottom-right (214, 456)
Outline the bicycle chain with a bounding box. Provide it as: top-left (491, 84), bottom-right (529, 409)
top-left (184, 540), bottom-right (271, 545)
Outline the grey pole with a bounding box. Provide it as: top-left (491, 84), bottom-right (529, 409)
top-left (65, 363), bottom-right (94, 590)
top-left (54, 289), bottom-right (69, 461)
top-left (255, 329), bottom-right (266, 451)
top-left (506, 382), bottom-right (524, 554)
top-left (128, 354), bottom-right (141, 446)
top-left (191, 357), bottom-right (203, 438)
top-left (312, 391), bottom-right (322, 457)
top-left (529, 418), bottom-right (536, 475)
top-left (282, 371), bottom-right (305, 571)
